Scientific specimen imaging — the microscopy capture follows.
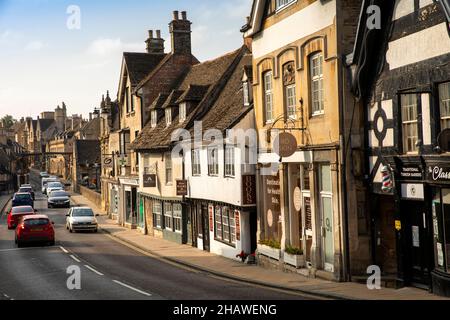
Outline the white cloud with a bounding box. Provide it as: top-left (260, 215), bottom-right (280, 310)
top-left (25, 40), bottom-right (45, 51)
top-left (87, 38), bottom-right (143, 56)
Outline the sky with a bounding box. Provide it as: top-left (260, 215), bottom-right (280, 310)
top-left (0, 0), bottom-right (252, 120)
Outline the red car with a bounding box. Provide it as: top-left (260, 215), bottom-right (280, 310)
top-left (15, 215), bottom-right (55, 247)
top-left (7, 206), bottom-right (36, 230)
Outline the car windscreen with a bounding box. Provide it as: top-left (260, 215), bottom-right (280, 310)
top-left (73, 209), bottom-right (94, 217)
top-left (15, 194), bottom-right (31, 200)
top-left (50, 191), bottom-right (68, 197)
top-left (12, 207), bottom-right (33, 214)
top-left (24, 219), bottom-right (49, 227)
top-left (47, 182), bottom-right (63, 188)
top-left (19, 188), bottom-right (32, 192)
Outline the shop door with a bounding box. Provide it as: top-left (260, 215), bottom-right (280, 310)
top-left (401, 200), bottom-right (432, 288)
top-left (202, 205), bottom-right (210, 251)
top-left (138, 197), bottom-right (145, 229)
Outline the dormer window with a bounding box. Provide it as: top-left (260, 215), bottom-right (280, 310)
top-left (276, 0), bottom-right (296, 11)
top-left (179, 103), bottom-right (187, 123)
top-left (243, 81), bottom-right (250, 106)
top-left (165, 108), bottom-right (172, 126)
top-left (151, 110), bottom-right (157, 128)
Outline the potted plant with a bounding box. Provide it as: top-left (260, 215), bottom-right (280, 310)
top-left (283, 245), bottom-right (305, 268)
top-left (258, 239), bottom-right (281, 260)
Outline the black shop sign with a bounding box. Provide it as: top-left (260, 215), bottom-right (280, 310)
top-left (427, 165), bottom-right (450, 184)
top-left (398, 165), bottom-right (423, 181)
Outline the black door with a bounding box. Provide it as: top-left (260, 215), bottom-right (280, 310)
top-left (202, 205), bottom-right (210, 252)
top-left (401, 200), bottom-right (432, 288)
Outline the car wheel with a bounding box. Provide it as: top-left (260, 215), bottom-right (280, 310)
top-left (17, 241), bottom-right (23, 248)
top-left (69, 226), bottom-right (73, 233)
top-left (14, 235), bottom-right (17, 244)
top-left (93, 228), bottom-right (98, 233)
top-left (49, 240), bottom-right (55, 246)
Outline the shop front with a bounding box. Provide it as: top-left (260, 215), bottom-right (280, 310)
top-left (119, 177), bottom-right (139, 229)
top-left (386, 156), bottom-right (450, 296)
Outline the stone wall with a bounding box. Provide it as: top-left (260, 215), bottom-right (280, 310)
top-left (78, 185), bottom-right (102, 208)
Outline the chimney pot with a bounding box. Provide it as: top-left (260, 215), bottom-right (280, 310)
top-left (181, 11), bottom-right (187, 20)
top-left (148, 30), bottom-right (153, 39)
top-left (156, 30), bottom-right (161, 38)
top-left (173, 10), bottom-right (179, 20)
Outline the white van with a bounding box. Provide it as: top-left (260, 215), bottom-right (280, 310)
top-left (42, 177), bottom-right (60, 194)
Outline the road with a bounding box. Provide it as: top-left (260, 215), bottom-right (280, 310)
top-left (0, 172), bottom-right (313, 300)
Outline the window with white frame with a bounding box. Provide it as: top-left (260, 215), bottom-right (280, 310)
top-left (401, 94), bottom-right (419, 153)
top-left (165, 107), bottom-right (172, 126)
top-left (151, 110), bottom-right (157, 128)
top-left (276, 0), bottom-right (296, 11)
top-left (264, 71), bottom-right (274, 123)
top-left (286, 84), bottom-right (296, 118)
top-left (208, 147), bottom-right (219, 176)
top-left (152, 200), bottom-right (162, 229)
top-left (165, 153), bottom-right (172, 185)
top-left (191, 149), bottom-right (201, 176)
top-left (310, 53), bottom-right (324, 115)
top-left (243, 81), bottom-right (250, 106)
top-left (224, 145), bottom-right (235, 177)
top-left (173, 203), bottom-right (182, 233)
top-left (179, 103), bottom-right (187, 123)
top-left (214, 206), bottom-right (236, 245)
top-left (164, 202), bottom-right (173, 231)
top-left (439, 82), bottom-right (450, 130)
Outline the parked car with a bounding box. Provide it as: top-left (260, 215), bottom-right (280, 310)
top-left (41, 177), bottom-right (59, 194)
top-left (18, 186), bottom-right (35, 201)
top-left (15, 215), bottom-right (55, 247)
top-left (40, 172), bottom-right (49, 178)
top-left (66, 207), bottom-right (99, 233)
top-left (48, 190), bottom-right (71, 208)
top-left (7, 206), bottom-right (36, 230)
top-left (45, 181), bottom-right (64, 196)
top-left (12, 193), bottom-right (34, 208)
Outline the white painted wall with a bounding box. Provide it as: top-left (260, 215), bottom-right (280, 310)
top-left (252, 0), bottom-right (336, 59)
top-left (421, 94), bottom-right (431, 145)
top-left (386, 23), bottom-right (450, 70)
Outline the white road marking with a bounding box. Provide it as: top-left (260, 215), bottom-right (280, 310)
top-left (60, 246), bottom-right (69, 254)
top-left (70, 255), bottom-right (81, 263)
top-left (84, 265), bottom-right (104, 276)
top-left (112, 280), bottom-right (152, 297)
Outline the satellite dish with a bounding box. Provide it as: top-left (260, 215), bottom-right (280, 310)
top-left (437, 128), bottom-right (450, 152)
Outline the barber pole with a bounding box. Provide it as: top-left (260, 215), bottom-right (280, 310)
top-left (381, 166), bottom-right (393, 193)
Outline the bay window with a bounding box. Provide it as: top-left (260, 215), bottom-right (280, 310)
top-left (164, 202), bottom-right (173, 231)
top-left (214, 206), bottom-right (237, 245)
top-left (173, 203), bottom-right (182, 233)
top-left (152, 200), bottom-right (162, 229)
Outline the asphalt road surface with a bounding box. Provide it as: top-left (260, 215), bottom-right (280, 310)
top-left (0, 173), bottom-right (315, 300)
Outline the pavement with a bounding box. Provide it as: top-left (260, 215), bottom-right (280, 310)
top-left (0, 194), bottom-right (12, 215)
top-left (70, 192), bottom-right (449, 300)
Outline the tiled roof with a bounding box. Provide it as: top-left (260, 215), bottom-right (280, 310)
top-left (37, 119), bottom-right (55, 132)
top-left (161, 90), bottom-right (184, 110)
top-left (176, 85), bottom-right (210, 103)
top-left (131, 46), bottom-right (247, 151)
top-left (149, 93), bottom-right (170, 110)
top-left (123, 52), bottom-right (167, 87)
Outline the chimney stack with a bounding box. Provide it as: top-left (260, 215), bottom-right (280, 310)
top-left (169, 10), bottom-right (192, 55)
top-left (146, 29), bottom-right (165, 54)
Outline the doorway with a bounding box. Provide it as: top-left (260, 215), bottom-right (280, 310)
top-left (202, 205), bottom-right (210, 251)
top-left (401, 200), bottom-right (432, 288)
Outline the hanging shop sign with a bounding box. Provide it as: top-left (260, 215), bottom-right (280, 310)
top-left (427, 165), bottom-right (450, 183)
top-left (273, 132), bottom-right (297, 158)
top-left (102, 156), bottom-right (113, 168)
top-left (176, 180), bottom-right (188, 196)
top-left (143, 174), bottom-right (157, 188)
top-left (242, 175), bottom-right (256, 205)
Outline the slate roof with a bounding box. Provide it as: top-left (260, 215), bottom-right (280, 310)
top-left (130, 46), bottom-right (248, 151)
top-left (161, 90), bottom-right (184, 110)
top-left (75, 140), bottom-right (100, 165)
top-left (176, 85), bottom-right (210, 103)
top-left (123, 52), bottom-right (167, 87)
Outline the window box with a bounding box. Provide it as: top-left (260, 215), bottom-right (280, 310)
top-left (283, 252), bottom-right (305, 268)
top-left (257, 244), bottom-right (281, 260)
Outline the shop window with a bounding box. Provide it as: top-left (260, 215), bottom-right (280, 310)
top-left (263, 71), bottom-right (274, 123)
top-left (164, 202), bottom-right (173, 231)
top-left (432, 188), bottom-right (450, 273)
top-left (224, 145), bottom-right (235, 177)
top-left (401, 94), bottom-right (419, 153)
top-left (173, 203), bottom-right (182, 233)
top-left (152, 200), bottom-right (162, 229)
top-left (439, 82), bottom-right (450, 130)
top-left (214, 206), bottom-right (236, 245)
top-left (310, 52), bottom-right (324, 115)
top-left (196, 205), bottom-right (203, 237)
top-left (191, 149), bottom-right (201, 176)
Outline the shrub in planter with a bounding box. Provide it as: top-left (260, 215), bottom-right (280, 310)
top-left (285, 245), bottom-right (303, 255)
top-left (259, 239), bottom-right (281, 249)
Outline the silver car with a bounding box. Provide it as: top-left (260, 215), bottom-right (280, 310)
top-left (66, 207), bottom-right (99, 233)
top-left (48, 190), bottom-right (71, 208)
